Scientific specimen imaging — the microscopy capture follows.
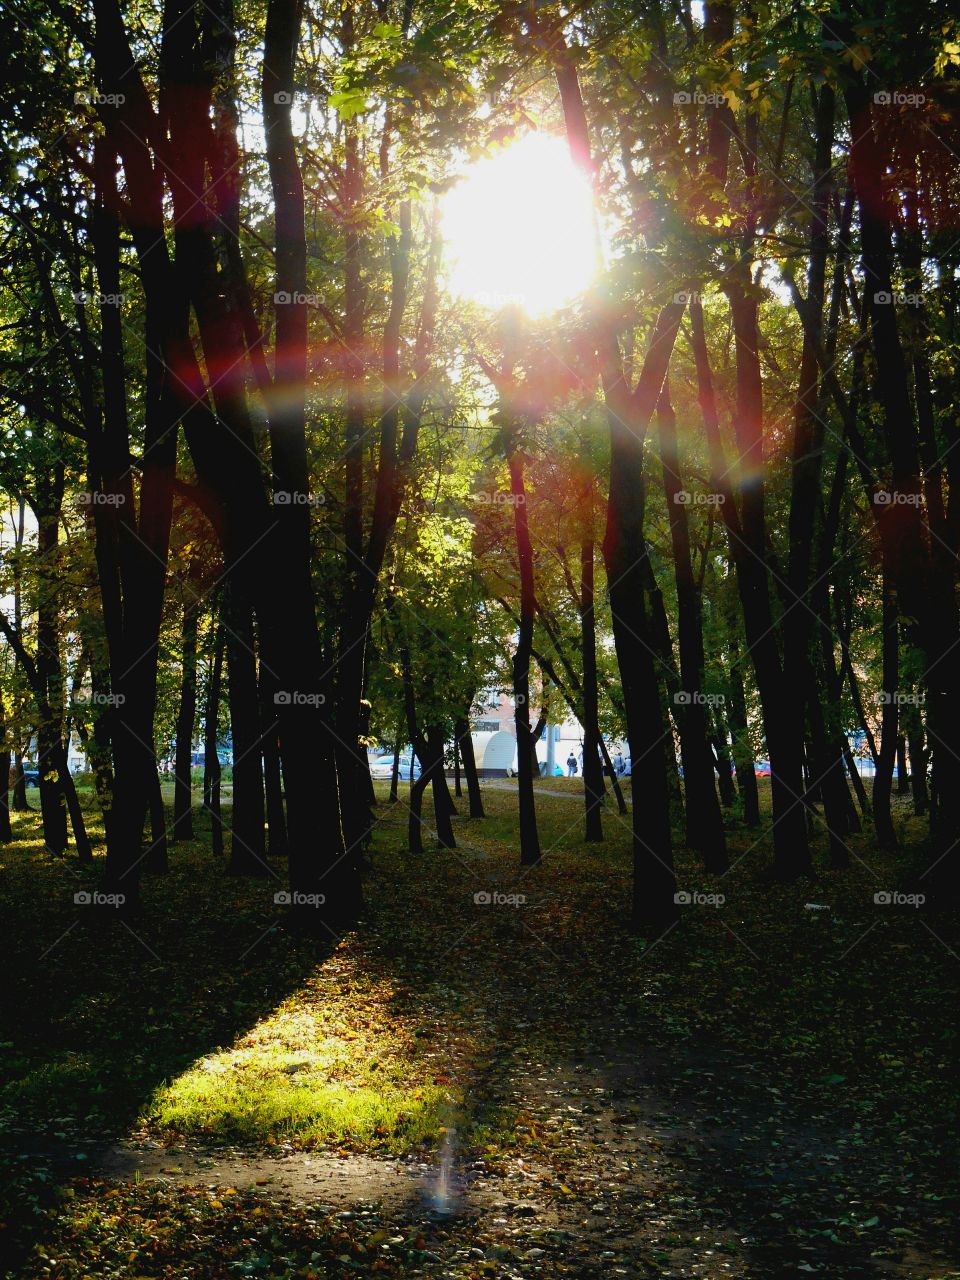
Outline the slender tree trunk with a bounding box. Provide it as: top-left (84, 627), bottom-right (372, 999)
top-left (224, 588), bottom-right (267, 876)
top-left (657, 382), bottom-right (726, 870)
top-left (874, 577), bottom-right (899, 849)
top-left (388, 723), bottom-right (402, 804)
top-left (203, 622), bottom-right (225, 857)
top-left (0, 748), bottom-right (10, 842)
top-left (896, 736), bottom-right (910, 795)
top-left (508, 449), bottom-right (541, 868)
top-left (580, 539), bottom-right (604, 842)
top-left (456, 716), bottom-right (485, 819)
top-left (172, 594), bottom-right (199, 840)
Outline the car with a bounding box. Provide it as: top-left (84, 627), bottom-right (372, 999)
top-left (20, 769), bottom-right (40, 787)
top-left (369, 753), bottom-right (422, 781)
top-left (754, 761), bottom-right (772, 778)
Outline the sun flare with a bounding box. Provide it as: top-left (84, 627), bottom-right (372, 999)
top-left (440, 133), bottom-right (597, 317)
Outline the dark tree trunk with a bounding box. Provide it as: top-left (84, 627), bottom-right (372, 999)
top-left (0, 750), bottom-right (10, 842)
top-left (11, 756), bottom-right (30, 811)
top-left (456, 716), bottom-right (485, 819)
top-left (172, 594), bottom-right (199, 840)
top-left (224, 588), bottom-right (267, 877)
top-left (147, 767), bottom-right (168, 873)
top-left (35, 483), bottom-right (69, 857)
top-left (428, 726), bottom-right (456, 848)
top-left (896, 736), bottom-right (910, 795)
top-left (600, 306), bottom-right (684, 928)
top-left (388, 723), bottom-right (402, 804)
top-left (907, 725), bottom-right (929, 817)
top-left (580, 539), bottom-right (604, 842)
top-left (508, 449), bottom-right (541, 868)
top-left (711, 713), bottom-right (736, 809)
top-left (657, 383), bottom-right (726, 870)
top-left (259, 666), bottom-right (287, 859)
top-left (874, 577), bottom-right (899, 849)
top-left (203, 623), bottom-right (225, 858)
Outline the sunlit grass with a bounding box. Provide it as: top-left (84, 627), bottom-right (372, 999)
top-left (145, 963), bottom-right (459, 1153)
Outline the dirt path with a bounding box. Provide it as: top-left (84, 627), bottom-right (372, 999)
top-left (52, 1036), bottom-right (954, 1280)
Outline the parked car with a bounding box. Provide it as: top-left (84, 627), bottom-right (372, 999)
top-left (20, 768), bottom-right (40, 787)
top-left (754, 760), bottom-right (772, 778)
top-left (369, 753), bottom-right (422, 781)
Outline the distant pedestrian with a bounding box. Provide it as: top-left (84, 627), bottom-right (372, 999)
top-left (566, 752), bottom-right (577, 777)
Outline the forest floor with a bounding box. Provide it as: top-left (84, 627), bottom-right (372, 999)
top-left (0, 779), bottom-right (958, 1280)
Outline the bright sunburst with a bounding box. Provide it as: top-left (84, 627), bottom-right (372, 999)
top-left (441, 133), bottom-right (597, 317)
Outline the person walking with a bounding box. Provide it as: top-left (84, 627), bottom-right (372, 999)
top-left (566, 752), bottom-right (577, 777)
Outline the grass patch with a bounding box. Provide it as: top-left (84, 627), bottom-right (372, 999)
top-left (145, 972), bottom-right (458, 1152)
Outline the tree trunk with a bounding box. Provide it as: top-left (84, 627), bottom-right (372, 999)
top-left (172, 593), bottom-right (199, 840)
top-left (203, 622), bottom-right (225, 857)
top-left (508, 449), bottom-right (541, 868)
top-left (224, 587), bottom-right (267, 876)
top-left (580, 539), bottom-right (604, 842)
top-left (874, 576), bottom-right (899, 849)
top-left (656, 382), bottom-right (726, 870)
top-left (456, 716), bottom-right (485, 819)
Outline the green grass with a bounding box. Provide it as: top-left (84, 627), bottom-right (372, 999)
top-left (145, 975), bottom-right (457, 1152)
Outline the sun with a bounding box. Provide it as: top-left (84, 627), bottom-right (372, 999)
top-left (440, 133), bottom-right (597, 317)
